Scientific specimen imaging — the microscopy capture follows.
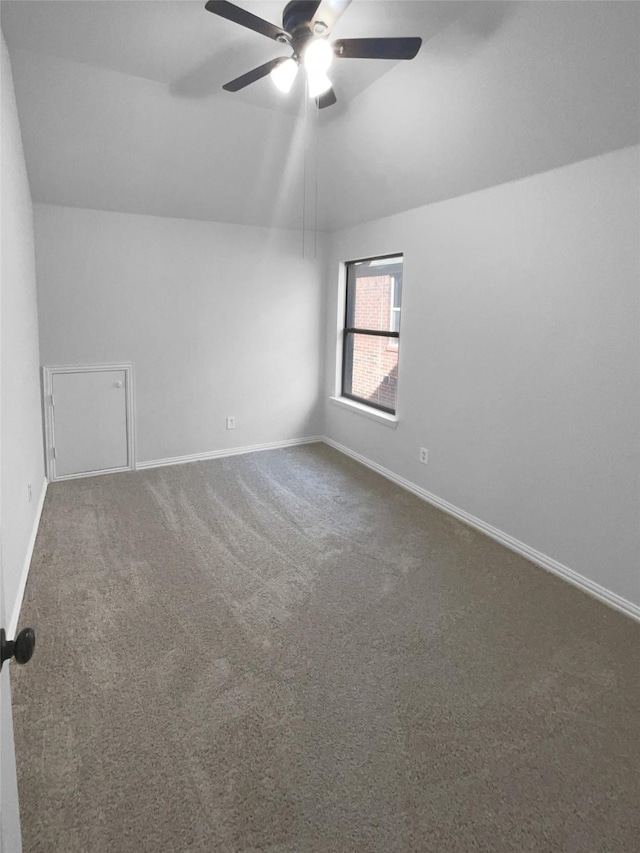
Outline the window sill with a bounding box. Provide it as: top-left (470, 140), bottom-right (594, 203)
top-left (329, 396), bottom-right (399, 428)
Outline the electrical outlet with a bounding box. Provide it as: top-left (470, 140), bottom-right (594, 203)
top-left (27, 482), bottom-right (32, 503)
top-left (419, 448), bottom-right (429, 465)
top-left (226, 417), bottom-right (236, 430)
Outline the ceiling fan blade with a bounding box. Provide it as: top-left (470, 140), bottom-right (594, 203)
top-left (316, 87), bottom-right (337, 109)
top-left (333, 37), bottom-right (422, 60)
top-left (222, 57), bottom-right (287, 92)
top-left (205, 1), bottom-right (289, 43)
top-left (311, 0), bottom-right (352, 34)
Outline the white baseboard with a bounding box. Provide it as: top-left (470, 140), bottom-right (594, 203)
top-left (9, 477), bottom-right (48, 637)
top-left (322, 437), bottom-right (640, 624)
top-left (52, 465), bottom-right (133, 483)
top-left (136, 436), bottom-right (323, 471)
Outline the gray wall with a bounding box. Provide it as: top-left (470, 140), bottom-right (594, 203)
top-left (0, 32), bottom-right (46, 631)
top-left (324, 146), bottom-right (640, 609)
top-left (34, 205), bottom-right (326, 465)
top-left (1, 30), bottom-right (44, 853)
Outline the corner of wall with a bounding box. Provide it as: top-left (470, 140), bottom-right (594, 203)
top-left (1, 29), bottom-right (47, 627)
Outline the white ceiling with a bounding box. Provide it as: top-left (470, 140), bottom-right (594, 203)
top-left (2, 0), bottom-right (639, 230)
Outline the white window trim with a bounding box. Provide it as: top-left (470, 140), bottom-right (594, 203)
top-left (329, 395), bottom-right (399, 428)
top-left (389, 275), bottom-right (401, 343)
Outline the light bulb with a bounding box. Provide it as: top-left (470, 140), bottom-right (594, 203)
top-left (307, 69), bottom-right (332, 98)
top-left (271, 58), bottom-right (298, 94)
top-left (304, 38), bottom-right (333, 74)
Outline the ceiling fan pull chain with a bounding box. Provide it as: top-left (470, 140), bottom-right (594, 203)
top-left (314, 95), bottom-right (319, 258)
top-left (302, 75), bottom-right (308, 258)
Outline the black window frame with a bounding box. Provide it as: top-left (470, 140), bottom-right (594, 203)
top-left (341, 253), bottom-right (403, 416)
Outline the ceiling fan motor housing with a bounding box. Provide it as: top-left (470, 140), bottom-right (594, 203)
top-left (283, 0), bottom-right (320, 54)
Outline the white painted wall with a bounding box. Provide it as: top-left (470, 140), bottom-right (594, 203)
top-left (1, 29), bottom-right (46, 853)
top-left (34, 205), bottom-right (325, 465)
top-left (324, 146), bottom-right (640, 610)
top-left (0, 32), bottom-right (46, 633)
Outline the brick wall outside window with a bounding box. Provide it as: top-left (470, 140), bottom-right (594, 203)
top-left (350, 274), bottom-right (399, 410)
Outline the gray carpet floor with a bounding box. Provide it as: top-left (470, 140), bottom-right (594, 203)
top-left (11, 443), bottom-right (640, 852)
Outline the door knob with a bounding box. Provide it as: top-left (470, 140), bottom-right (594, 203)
top-left (0, 627), bottom-right (36, 671)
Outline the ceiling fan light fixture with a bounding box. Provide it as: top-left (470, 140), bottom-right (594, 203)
top-left (307, 69), bottom-right (332, 98)
top-left (303, 37), bottom-right (333, 74)
top-left (270, 57), bottom-right (298, 93)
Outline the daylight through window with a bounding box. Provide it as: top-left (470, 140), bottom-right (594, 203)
top-left (342, 254), bottom-right (403, 414)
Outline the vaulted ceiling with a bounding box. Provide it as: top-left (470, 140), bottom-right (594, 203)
top-left (2, 1), bottom-right (638, 230)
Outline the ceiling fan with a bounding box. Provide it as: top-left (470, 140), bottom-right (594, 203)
top-left (204, 0), bottom-right (422, 108)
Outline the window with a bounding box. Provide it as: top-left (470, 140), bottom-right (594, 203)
top-left (342, 254), bottom-right (403, 415)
